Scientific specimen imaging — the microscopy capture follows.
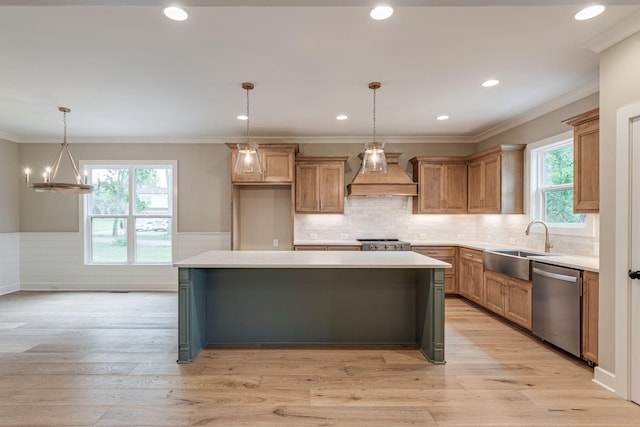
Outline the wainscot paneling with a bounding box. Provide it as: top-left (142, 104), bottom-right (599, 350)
top-left (19, 232), bottom-right (230, 292)
top-left (0, 233), bottom-right (20, 295)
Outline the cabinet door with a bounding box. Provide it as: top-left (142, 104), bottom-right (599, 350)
top-left (483, 272), bottom-right (505, 315)
top-left (443, 163), bottom-right (468, 213)
top-left (504, 276), bottom-right (532, 330)
top-left (582, 271), bottom-right (599, 363)
top-left (319, 163), bottom-right (344, 213)
top-left (467, 160), bottom-right (483, 213)
top-left (418, 163), bottom-right (444, 213)
top-left (262, 148), bottom-right (294, 183)
top-left (469, 261), bottom-right (484, 305)
top-left (458, 258), bottom-right (472, 299)
top-left (482, 154), bottom-right (501, 213)
top-left (574, 119), bottom-right (599, 213)
top-left (295, 163), bottom-right (320, 212)
top-left (413, 247), bottom-right (457, 294)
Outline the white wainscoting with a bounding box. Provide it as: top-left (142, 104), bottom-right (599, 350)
top-left (20, 232), bottom-right (230, 292)
top-left (0, 233), bottom-right (20, 295)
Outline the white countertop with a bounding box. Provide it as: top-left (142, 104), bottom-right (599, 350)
top-left (174, 250), bottom-right (451, 269)
top-left (294, 240), bottom-right (599, 272)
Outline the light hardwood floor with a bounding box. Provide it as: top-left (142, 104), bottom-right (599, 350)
top-left (0, 291), bottom-right (637, 426)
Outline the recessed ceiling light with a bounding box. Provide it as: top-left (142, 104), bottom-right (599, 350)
top-left (370, 6), bottom-right (394, 20)
top-left (436, 115), bottom-right (450, 121)
top-left (575, 5), bottom-right (605, 21)
top-left (482, 79), bottom-right (500, 88)
top-left (237, 115), bottom-right (248, 121)
top-left (336, 114), bottom-right (348, 121)
top-left (163, 6), bottom-right (189, 22)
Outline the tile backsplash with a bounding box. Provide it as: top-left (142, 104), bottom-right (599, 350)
top-left (294, 196), bottom-right (599, 257)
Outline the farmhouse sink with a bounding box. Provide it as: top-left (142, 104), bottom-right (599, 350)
top-left (483, 249), bottom-right (552, 281)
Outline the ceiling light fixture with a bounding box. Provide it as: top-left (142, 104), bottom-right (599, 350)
top-left (25, 107), bottom-right (94, 194)
top-left (370, 5), bottom-right (394, 20)
top-left (336, 114), bottom-right (348, 121)
top-left (574, 5), bottom-right (605, 21)
top-left (361, 82), bottom-right (387, 174)
top-left (234, 82), bottom-right (262, 175)
top-left (482, 79), bottom-right (500, 88)
top-left (163, 6), bottom-right (189, 22)
top-left (237, 114), bottom-right (248, 120)
top-left (437, 115), bottom-right (450, 121)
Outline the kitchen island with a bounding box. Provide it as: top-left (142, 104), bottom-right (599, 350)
top-left (174, 250), bottom-right (449, 364)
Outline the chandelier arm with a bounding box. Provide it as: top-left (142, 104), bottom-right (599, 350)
top-left (64, 144), bottom-right (83, 184)
top-left (49, 143), bottom-right (66, 182)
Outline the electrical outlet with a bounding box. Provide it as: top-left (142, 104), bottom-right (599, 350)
top-left (340, 233), bottom-right (349, 240)
top-left (309, 233), bottom-right (318, 240)
top-left (273, 239), bottom-right (279, 247)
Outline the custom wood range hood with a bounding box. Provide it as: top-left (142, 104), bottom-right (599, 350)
top-left (347, 153), bottom-right (418, 196)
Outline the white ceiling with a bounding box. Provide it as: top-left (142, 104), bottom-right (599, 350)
top-left (1, 1), bottom-right (639, 144)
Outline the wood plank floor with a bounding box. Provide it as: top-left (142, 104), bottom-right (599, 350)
top-left (0, 291), bottom-right (637, 426)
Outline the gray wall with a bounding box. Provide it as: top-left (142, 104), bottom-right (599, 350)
top-left (0, 139), bottom-right (20, 233)
top-left (19, 143), bottom-right (230, 232)
top-left (599, 32), bottom-right (640, 375)
top-left (478, 93), bottom-right (599, 150)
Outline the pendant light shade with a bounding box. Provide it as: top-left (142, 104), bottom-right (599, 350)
top-left (234, 82), bottom-right (262, 175)
top-left (25, 107), bottom-right (94, 194)
top-left (361, 82), bottom-right (388, 174)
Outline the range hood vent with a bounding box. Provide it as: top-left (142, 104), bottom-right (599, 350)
top-left (347, 153), bottom-right (418, 196)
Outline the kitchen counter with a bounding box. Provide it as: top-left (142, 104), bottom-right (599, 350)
top-left (175, 250), bottom-right (447, 365)
top-left (293, 240), bottom-right (599, 272)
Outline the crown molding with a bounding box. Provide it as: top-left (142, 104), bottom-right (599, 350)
top-left (0, 131), bottom-right (20, 143)
top-left (583, 10), bottom-right (640, 53)
top-left (473, 80), bottom-right (599, 143)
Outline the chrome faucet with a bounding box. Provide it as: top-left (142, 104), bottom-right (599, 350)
top-left (526, 220), bottom-right (553, 253)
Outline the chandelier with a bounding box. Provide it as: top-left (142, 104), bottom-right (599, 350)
top-left (234, 82), bottom-right (262, 174)
top-left (361, 82), bottom-right (388, 174)
top-left (25, 107), bottom-right (93, 194)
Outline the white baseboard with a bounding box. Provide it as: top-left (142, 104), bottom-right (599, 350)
top-left (20, 282), bottom-right (176, 292)
top-left (0, 282), bottom-right (20, 296)
top-left (593, 366), bottom-right (616, 393)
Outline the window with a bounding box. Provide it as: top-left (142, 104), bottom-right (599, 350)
top-left (83, 162), bottom-right (175, 264)
top-left (528, 133), bottom-right (594, 236)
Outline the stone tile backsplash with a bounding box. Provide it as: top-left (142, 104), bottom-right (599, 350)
top-left (294, 197), bottom-right (599, 258)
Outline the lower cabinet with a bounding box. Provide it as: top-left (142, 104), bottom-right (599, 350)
top-left (582, 271), bottom-right (599, 364)
top-left (458, 248), bottom-right (484, 304)
top-left (294, 245), bottom-right (361, 251)
top-left (483, 271), bottom-right (532, 330)
top-left (412, 246), bottom-right (457, 294)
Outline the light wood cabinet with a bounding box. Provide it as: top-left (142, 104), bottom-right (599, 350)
top-left (563, 109), bottom-right (599, 213)
top-left (228, 143), bottom-right (298, 184)
top-left (582, 270), bottom-right (599, 364)
top-left (467, 145), bottom-right (524, 214)
top-left (294, 245), bottom-right (361, 251)
top-left (410, 158), bottom-right (467, 214)
top-left (458, 248), bottom-right (484, 304)
top-left (412, 246), bottom-right (457, 294)
top-left (295, 157), bottom-right (348, 214)
top-left (483, 271), bottom-right (532, 330)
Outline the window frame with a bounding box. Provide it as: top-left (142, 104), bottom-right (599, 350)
top-left (526, 132), bottom-right (595, 238)
top-left (80, 160), bottom-right (177, 265)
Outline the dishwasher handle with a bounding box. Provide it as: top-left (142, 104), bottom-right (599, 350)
top-left (532, 267), bottom-right (579, 283)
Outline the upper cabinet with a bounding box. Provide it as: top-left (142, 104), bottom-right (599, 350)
top-left (467, 145), bottom-right (525, 214)
top-left (227, 143), bottom-right (298, 184)
top-left (295, 157), bottom-right (348, 214)
top-left (563, 109), bottom-right (599, 213)
top-left (410, 158), bottom-right (467, 214)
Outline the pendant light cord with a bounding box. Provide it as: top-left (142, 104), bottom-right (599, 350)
top-left (246, 85), bottom-right (250, 144)
top-left (372, 85), bottom-right (376, 142)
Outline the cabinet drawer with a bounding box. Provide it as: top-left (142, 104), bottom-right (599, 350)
top-left (412, 246), bottom-right (456, 257)
top-left (327, 245), bottom-right (361, 251)
top-left (459, 248), bottom-right (483, 263)
top-left (294, 245), bottom-right (328, 251)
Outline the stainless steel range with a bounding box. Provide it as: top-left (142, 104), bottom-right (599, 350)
top-left (357, 238), bottom-right (411, 251)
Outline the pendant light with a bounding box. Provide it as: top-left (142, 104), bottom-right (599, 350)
top-left (361, 82), bottom-right (388, 174)
top-left (25, 107), bottom-right (94, 194)
top-left (234, 82), bottom-right (262, 175)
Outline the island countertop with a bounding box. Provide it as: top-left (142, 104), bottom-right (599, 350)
top-left (174, 250), bottom-right (451, 269)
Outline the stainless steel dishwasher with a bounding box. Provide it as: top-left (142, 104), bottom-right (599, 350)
top-left (531, 262), bottom-right (582, 357)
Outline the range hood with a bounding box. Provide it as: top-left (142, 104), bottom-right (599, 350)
top-left (347, 153), bottom-right (418, 196)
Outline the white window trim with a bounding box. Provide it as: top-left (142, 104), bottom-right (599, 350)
top-left (80, 160), bottom-right (178, 265)
top-left (525, 131), bottom-right (595, 238)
